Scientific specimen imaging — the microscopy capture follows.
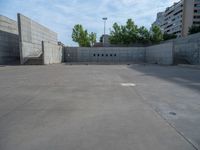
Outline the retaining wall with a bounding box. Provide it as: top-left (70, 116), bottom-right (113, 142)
top-left (146, 43), bottom-right (174, 65)
top-left (173, 32), bottom-right (200, 65)
top-left (64, 45), bottom-right (173, 65)
top-left (0, 15), bottom-right (20, 65)
top-left (17, 13), bottom-right (58, 64)
top-left (64, 33), bottom-right (200, 65)
top-left (64, 47), bottom-right (145, 63)
top-left (43, 42), bottom-right (63, 64)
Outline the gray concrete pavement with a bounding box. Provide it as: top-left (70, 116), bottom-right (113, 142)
top-left (0, 64), bottom-right (199, 150)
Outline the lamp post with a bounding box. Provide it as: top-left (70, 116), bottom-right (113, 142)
top-left (102, 17), bottom-right (107, 35)
top-left (102, 17), bottom-right (107, 46)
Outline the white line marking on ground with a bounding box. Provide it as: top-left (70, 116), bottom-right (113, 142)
top-left (121, 83), bottom-right (136, 87)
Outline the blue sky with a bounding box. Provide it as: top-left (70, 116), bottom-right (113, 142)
top-left (0, 0), bottom-right (179, 46)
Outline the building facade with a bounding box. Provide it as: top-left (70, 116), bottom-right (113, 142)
top-left (152, 12), bottom-right (165, 33)
top-left (152, 0), bottom-right (200, 37)
top-left (193, 0), bottom-right (200, 26)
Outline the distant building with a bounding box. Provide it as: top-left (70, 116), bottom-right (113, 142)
top-left (151, 12), bottom-right (165, 33)
top-left (152, 0), bottom-right (200, 37)
top-left (102, 34), bottom-right (110, 47)
top-left (94, 34), bottom-right (110, 47)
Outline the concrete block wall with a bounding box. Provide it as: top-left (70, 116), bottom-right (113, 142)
top-left (64, 46), bottom-right (173, 65)
top-left (173, 32), bottom-right (200, 65)
top-left (145, 43), bottom-right (174, 65)
top-left (0, 15), bottom-right (20, 65)
top-left (64, 47), bottom-right (78, 62)
top-left (43, 42), bottom-right (62, 64)
top-left (17, 13), bottom-right (58, 64)
top-left (64, 47), bottom-right (145, 63)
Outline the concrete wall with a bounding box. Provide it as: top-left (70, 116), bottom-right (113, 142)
top-left (1, 13), bottom-right (198, 66)
top-left (146, 43), bottom-right (174, 65)
top-left (0, 15), bottom-right (20, 65)
top-left (64, 33), bottom-right (200, 65)
top-left (17, 13), bottom-right (58, 64)
top-left (43, 42), bottom-right (63, 64)
top-left (64, 47), bottom-right (78, 62)
top-left (64, 45), bottom-right (173, 65)
top-left (64, 47), bottom-right (145, 63)
top-left (173, 32), bottom-right (200, 64)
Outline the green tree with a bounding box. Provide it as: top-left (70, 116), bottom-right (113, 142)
top-left (109, 22), bottom-right (123, 44)
top-left (123, 19), bottom-right (138, 44)
top-left (89, 32), bottom-right (97, 46)
top-left (137, 26), bottom-right (151, 43)
top-left (163, 33), bottom-right (177, 41)
top-left (151, 26), bottom-right (163, 43)
top-left (72, 24), bottom-right (90, 47)
top-left (188, 25), bottom-right (200, 35)
top-left (109, 19), bottom-right (164, 45)
top-left (109, 19), bottom-right (139, 45)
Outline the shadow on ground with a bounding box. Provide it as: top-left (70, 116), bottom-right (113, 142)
top-left (128, 64), bottom-right (200, 91)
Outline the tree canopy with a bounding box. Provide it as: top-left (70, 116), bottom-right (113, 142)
top-left (150, 25), bottom-right (163, 43)
top-left (89, 32), bottom-right (97, 46)
top-left (72, 24), bottom-right (97, 47)
top-left (109, 19), bottom-right (165, 45)
top-left (72, 19), bottom-right (179, 47)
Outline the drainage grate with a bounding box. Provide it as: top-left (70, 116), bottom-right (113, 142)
top-left (169, 112), bottom-right (176, 116)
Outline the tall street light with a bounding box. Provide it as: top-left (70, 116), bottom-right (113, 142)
top-left (102, 17), bottom-right (107, 35)
top-left (102, 17), bottom-right (108, 46)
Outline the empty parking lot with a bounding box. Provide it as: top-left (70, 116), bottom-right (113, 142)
top-left (0, 64), bottom-right (200, 150)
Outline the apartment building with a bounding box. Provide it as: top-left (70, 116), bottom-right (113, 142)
top-left (152, 12), bottom-right (165, 33)
top-left (193, 0), bottom-right (200, 25)
top-left (152, 0), bottom-right (200, 37)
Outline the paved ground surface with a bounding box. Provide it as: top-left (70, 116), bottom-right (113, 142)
top-left (0, 64), bottom-right (199, 150)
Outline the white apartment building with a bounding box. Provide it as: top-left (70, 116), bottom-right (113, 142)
top-left (152, 0), bottom-right (200, 37)
top-left (152, 12), bottom-right (165, 33)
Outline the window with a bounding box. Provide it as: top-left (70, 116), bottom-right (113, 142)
top-left (97, 54), bottom-right (100, 57)
top-left (193, 21), bottom-right (200, 24)
top-left (194, 10), bottom-right (200, 14)
top-left (106, 54), bottom-right (108, 56)
top-left (174, 10), bottom-right (182, 16)
top-left (114, 54), bottom-right (117, 57)
top-left (110, 54), bottom-right (112, 57)
top-left (102, 54), bottom-right (104, 57)
top-left (195, 4), bottom-right (200, 7)
top-left (93, 54), bottom-right (96, 57)
top-left (194, 16), bottom-right (200, 19)
top-left (173, 31), bottom-right (181, 34)
top-left (166, 24), bottom-right (173, 28)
